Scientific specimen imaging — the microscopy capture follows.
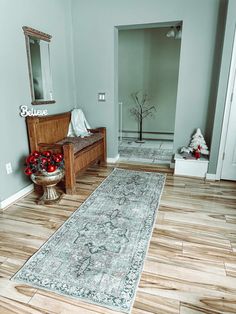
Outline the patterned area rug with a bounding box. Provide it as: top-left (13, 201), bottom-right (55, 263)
top-left (118, 140), bottom-right (173, 164)
top-left (12, 168), bottom-right (165, 313)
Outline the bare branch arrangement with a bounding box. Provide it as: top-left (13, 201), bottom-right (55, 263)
top-left (130, 91), bottom-right (157, 142)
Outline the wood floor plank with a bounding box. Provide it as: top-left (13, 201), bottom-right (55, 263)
top-left (0, 277), bottom-right (37, 303)
top-left (182, 242), bottom-right (236, 264)
top-left (143, 259), bottom-right (236, 293)
top-left (180, 302), bottom-right (221, 314)
top-left (139, 276), bottom-right (236, 313)
top-left (180, 299), bottom-right (236, 314)
top-left (225, 262), bottom-right (236, 277)
top-left (0, 258), bottom-right (25, 279)
top-left (146, 250), bottom-right (226, 276)
top-left (29, 289), bottom-right (122, 314)
top-left (0, 163), bottom-right (235, 313)
top-left (133, 291), bottom-right (179, 314)
top-left (0, 295), bottom-right (55, 314)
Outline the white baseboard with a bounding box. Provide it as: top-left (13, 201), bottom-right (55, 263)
top-left (205, 173), bottom-right (217, 181)
top-left (107, 154), bottom-right (120, 163)
top-left (122, 132), bottom-right (174, 141)
top-left (0, 183), bottom-right (34, 210)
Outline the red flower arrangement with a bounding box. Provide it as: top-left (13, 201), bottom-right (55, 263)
top-left (24, 150), bottom-right (64, 176)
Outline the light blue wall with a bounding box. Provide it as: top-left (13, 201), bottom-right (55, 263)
top-left (1, 0), bottom-right (232, 203)
top-left (0, 0), bottom-right (76, 202)
top-left (118, 29), bottom-right (145, 134)
top-left (118, 27), bottom-right (181, 137)
top-left (71, 0), bottom-right (220, 157)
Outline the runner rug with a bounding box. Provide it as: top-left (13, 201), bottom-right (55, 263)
top-left (119, 146), bottom-right (173, 164)
top-left (12, 168), bottom-right (165, 313)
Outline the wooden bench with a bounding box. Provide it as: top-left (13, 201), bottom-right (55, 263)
top-left (26, 111), bottom-right (106, 194)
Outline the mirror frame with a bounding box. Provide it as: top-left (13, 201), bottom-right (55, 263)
top-left (23, 26), bottom-right (56, 105)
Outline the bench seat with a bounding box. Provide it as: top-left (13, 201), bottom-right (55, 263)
top-left (57, 133), bottom-right (104, 154)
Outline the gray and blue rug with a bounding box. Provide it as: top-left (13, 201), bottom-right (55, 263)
top-left (12, 168), bottom-right (165, 313)
top-left (119, 140), bottom-right (173, 164)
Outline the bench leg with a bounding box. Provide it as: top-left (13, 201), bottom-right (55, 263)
top-left (99, 128), bottom-right (107, 163)
top-left (65, 186), bottom-right (76, 195)
top-left (63, 143), bottom-right (76, 194)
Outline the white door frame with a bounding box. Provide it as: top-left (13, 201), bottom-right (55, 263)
top-left (216, 27), bottom-right (236, 180)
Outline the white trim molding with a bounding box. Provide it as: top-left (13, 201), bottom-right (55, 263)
top-left (205, 173), bottom-right (217, 181)
top-left (216, 27), bottom-right (236, 180)
top-left (0, 184), bottom-right (34, 210)
top-left (107, 155), bottom-right (120, 163)
top-left (121, 131), bottom-right (174, 141)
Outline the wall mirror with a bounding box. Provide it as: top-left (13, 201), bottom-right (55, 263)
top-left (23, 26), bottom-right (55, 105)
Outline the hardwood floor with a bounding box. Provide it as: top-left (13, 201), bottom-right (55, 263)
top-left (0, 163), bottom-right (236, 314)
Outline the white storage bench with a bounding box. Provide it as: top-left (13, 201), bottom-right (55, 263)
top-left (174, 153), bottom-right (209, 178)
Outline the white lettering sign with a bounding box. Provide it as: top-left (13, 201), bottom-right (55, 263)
top-left (20, 105), bottom-right (48, 117)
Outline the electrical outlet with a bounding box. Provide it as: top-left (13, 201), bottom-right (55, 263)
top-left (6, 162), bottom-right (12, 174)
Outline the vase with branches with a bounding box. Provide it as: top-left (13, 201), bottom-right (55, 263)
top-left (130, 91), bottom-right (157, 142)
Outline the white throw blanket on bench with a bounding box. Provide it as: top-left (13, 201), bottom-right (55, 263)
top-left (67, 109), bottom-right (91, 137)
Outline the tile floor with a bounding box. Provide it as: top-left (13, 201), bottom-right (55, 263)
top-left (118, 138), bottom-right (174, 164)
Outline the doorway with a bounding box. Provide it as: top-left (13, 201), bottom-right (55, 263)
top-left (218, 28), bottom-right (236, 180)
top-left (117, 23), bottom-right (182, 165)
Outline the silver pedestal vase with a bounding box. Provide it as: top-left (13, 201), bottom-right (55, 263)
top-left (31, 169), bottom-right (64, 205)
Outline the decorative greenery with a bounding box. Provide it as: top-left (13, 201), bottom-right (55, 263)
top-left (130, 91), bottom-right (157, 142)
top-left (24, 150), bottom-right (64, 175)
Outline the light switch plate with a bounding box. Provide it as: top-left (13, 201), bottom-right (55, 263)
top-left (98, 92), bottom-right (106, 101)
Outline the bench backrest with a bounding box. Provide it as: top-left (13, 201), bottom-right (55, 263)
top-left (26, 111), bottom-right (71, 152)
